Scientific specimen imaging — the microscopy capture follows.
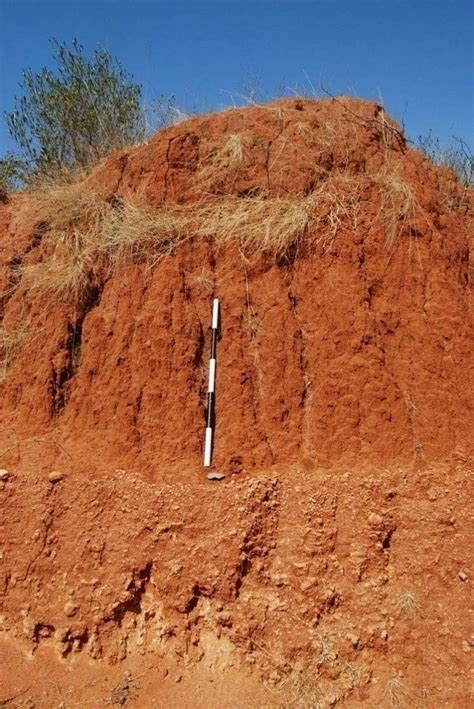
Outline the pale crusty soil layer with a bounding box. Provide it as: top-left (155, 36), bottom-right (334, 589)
top-left (0, 465), bottom-right (472, 707)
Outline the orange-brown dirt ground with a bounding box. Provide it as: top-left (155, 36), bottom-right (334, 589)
top-left (0, 98), bottom-right (472, 707)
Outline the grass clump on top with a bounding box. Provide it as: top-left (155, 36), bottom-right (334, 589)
top-left (16, 186), bottom-right (314, 306)
top-left (9, 100), bottom-right (433, 312)
top-left (13, 161), bottom-right (417, 309)
top-left (194, 191), bottom-right (311, 257)
top-left (198, 133), bottom-right (247, 193)
top-left (18, 184), bottom-right (111, 301)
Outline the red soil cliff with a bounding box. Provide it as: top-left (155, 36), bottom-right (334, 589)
top-left (0, 98), bottom-right (472, 707)
top-left (0, 97), bottom-right (472, 477)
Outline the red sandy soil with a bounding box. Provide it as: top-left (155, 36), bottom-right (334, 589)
top-left (0, 98), bottom-right (472, 706)
top-left (0, 466), bottom-right (472, 707)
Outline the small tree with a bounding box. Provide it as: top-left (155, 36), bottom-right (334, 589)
top-left (0, 153), bottom-right (27, 192)
top-left (3, 39), bottom-right (145, 184)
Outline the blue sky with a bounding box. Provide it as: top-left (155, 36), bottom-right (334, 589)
top-left (0, 0), bottom-right (472, 156)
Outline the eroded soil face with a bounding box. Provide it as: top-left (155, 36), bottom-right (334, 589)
top-left (0, 465), bottom-right (472, 707)
top-left (0, 98), bottom-right (472, 705)
top-left (0, 98), bottom-right (472, 477)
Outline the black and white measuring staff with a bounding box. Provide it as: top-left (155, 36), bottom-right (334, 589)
top-left (204, 298), bottom-right (219, 467)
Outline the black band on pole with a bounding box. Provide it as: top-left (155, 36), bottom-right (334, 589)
top-left (210, 328), bottom-right (217, 360)
top-left (206, 392), bottom-right (215, 428)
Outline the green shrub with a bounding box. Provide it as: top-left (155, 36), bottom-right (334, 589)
top-left (4, 39), bottom-right (145, 185)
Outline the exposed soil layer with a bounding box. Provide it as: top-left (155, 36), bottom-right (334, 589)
top-left (1, 465), bottom-right (472, 707)
top-left (0, 97), bottom-right (472, 476)
top-left (0, 98), bottom-right (472, 705)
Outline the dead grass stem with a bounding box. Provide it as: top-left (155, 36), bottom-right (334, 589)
top-left (197, 133), bottom-right (249, 193)
top-left (384, 677), bottom-right (428, 708)
top-left (195, 193), bottom-right (310, 256)
top-left (17, 184), bottom-right (112, 300)
top-left (0, 320), bottom-right (32, 381)
top-left (311, 172), bottom-right (363, 249)
top-left (372, 163), bottom-right (416, 249)
top-left (396, 591), bottom-right (419, 617)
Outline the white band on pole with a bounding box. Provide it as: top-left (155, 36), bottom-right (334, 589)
top-left (204, 427), bottom-right (213, 467)
top-left (212, 298), bottom-right (219, 329)
top-left (208, 358), bottom-right (216, 393)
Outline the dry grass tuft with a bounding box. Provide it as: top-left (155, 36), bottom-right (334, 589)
top-left (106, 198), bottom-right (190, 263)
top-left (396, 591), bottom-right (419, 617)
top-left (0, 322), bottom-right (30, 380)
top-left (384, 678), bottom-right (410, 708)
top-left (310, 172), bottom-right (363, 249)
top-left (20, 252), bottom-right (94, 302)
top-left (222, 133), bottom-right (245, 165)
top-left (194, 192), bottom-right (311, 257)
top-left (295, 117), bottom-right (339, 153)
top-left (373, 164), bottom-right (416, 249)
top-left (384, 677), bottom-right (427, 708)
top-left (197, 133), bottom-right (249, 193)
top-left (108, 191), bottom-right (311, 263)
top-left (316, 636), bottom-right (338, 666)
top-left (25, 183), bottom-right (108, 231)
top-left (17, 184), bottom-right (112, 301)
top-left (191, 268), bottom-right (214, 290)
top-left (343, 662), bottom-right (363, 688)
top-left (264, 659), bottom-right (324, 709)
top-left (11, 145), bottom-right (420, 307)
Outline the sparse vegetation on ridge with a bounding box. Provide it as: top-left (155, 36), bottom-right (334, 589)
top-left (1, 97), bottom-right (470, 382)
top-left (16, 188), bottom-right (313, 301)
top-left (416, 131), bottom-right (473, 187)
top-left (11, 162), bottom-right (429, 308)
